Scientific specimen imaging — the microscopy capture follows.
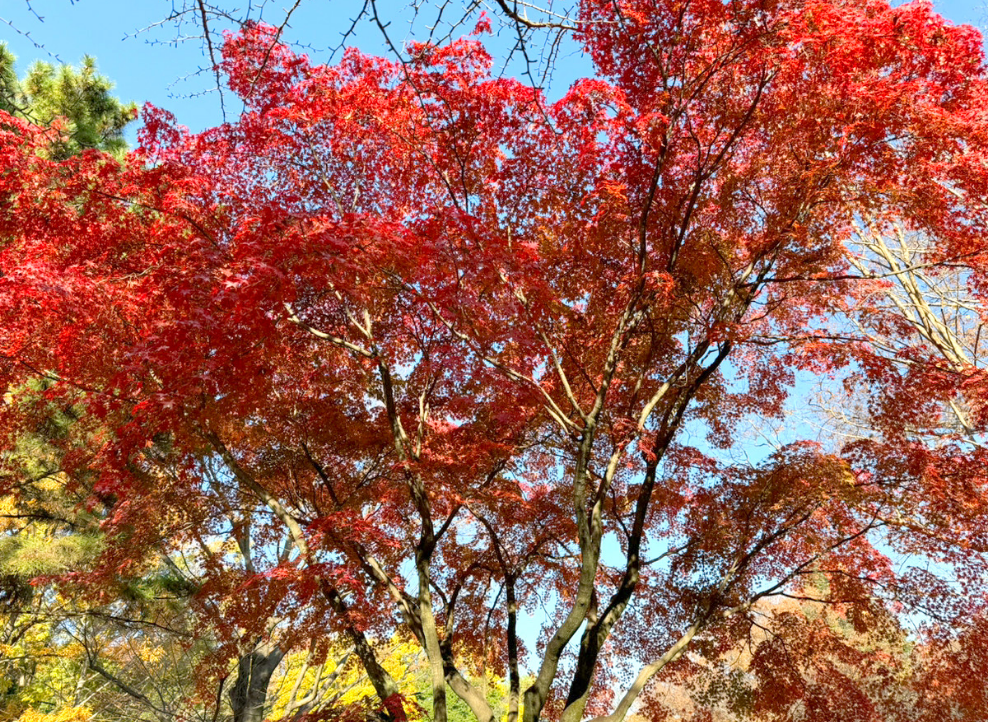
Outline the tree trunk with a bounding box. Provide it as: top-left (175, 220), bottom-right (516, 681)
top-left (229, 639), bottom-right (285, 722)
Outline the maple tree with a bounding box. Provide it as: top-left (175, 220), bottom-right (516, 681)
top-left (2, 1), bottom-right (988, 721)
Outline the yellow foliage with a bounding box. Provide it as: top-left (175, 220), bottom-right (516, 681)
top-left (268, 638), bottom-right (424, 721)
top-left (55, 643), bottom-right (85, 661)
top-left (13, 707), bottom-right (91, 722)
top-left (136, 642), bottom-right (166, 665)
top-left (34, 472), bottom-right (68, 495)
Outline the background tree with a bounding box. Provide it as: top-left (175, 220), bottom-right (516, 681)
top-left (0, 45), bottom-right (135, 159)
top-left (638, 581), bottom-right (917, 722)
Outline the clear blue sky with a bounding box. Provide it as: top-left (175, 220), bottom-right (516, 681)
top-left (1, 0), bottom-right (985, 137)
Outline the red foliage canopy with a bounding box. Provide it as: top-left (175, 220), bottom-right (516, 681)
top-left (2, 1), bottom-right (988, 720)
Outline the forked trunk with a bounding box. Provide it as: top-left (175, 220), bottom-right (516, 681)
top-left (229, 639), bottom-right (285, 722)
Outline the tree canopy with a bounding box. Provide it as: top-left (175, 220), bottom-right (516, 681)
top-left (1, 1), bottom-right (988, 721)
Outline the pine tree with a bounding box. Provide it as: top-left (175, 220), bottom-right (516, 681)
top-left (0, 45), bottom-right (135, 158)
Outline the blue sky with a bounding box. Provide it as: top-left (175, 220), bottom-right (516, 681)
top-left (1, 0), bottom-right (985, 137)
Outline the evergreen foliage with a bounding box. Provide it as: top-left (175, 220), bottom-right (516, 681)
top-left (0, 45), bottom-right (135, 159)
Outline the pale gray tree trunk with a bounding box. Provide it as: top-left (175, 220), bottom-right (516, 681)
top-left (229, 639), bottom-right (285, 722)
